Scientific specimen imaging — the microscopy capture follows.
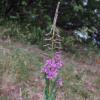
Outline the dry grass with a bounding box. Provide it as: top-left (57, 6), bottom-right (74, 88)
top-left (0, 42), bottom-right (100, 100)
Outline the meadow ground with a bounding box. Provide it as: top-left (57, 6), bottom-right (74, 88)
top-left (0, 40), bottom-right (100, 100)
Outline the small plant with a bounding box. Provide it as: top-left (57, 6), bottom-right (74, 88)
top-left (42, 51), bottom-right (63, 100)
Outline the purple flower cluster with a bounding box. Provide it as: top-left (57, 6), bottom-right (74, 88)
top-left (42, 52), bottom-right (63, 80)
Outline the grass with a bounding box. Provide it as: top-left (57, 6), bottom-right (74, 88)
top-left (0, 44), bottom-right (44, 99)
top-left (0, 47), bottom-right (41, 81)
top-left (63, 41), bottom-right (100, 64)
top-left (0, 42), bottom-right (100, 100)
top-left (0, 15), bottom-right (100, 100)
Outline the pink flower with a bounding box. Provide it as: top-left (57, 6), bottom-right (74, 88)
top-left (42, 52), bottom-right (63, 80)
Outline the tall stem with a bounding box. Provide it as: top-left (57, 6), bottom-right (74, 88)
top-left (51, 1), bottom-right (60, 50)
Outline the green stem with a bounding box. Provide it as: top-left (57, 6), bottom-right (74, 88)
top-left (45, 78), bottom-right (50, 100)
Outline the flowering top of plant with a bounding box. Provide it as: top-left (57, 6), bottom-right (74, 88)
top-left (42, 51), bottom-right (63, 80)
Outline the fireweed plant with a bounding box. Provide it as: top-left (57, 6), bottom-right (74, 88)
top-left (42, 51), bottom-right (64, 100)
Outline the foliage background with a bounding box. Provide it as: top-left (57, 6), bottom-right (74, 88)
top-left (0, 0), bottom-right (100, 46)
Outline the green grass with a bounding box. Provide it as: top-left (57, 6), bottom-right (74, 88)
top-left (0, 45), bottom-right (43, 83)
top-left (0, 43), bottom-right (100, 100)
